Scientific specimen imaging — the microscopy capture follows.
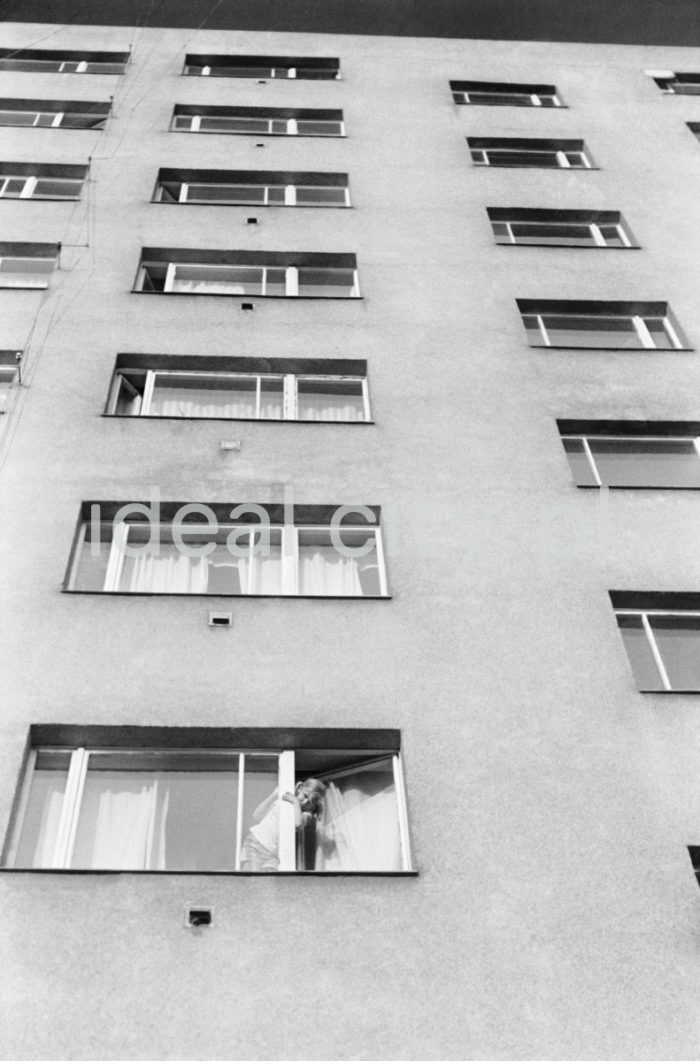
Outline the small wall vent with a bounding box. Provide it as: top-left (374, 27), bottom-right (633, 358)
top-left (241, 302), bottom-right (255, 311)
top-left (208, 612), bottom-right (233, 628)
top-left (186, 906), bottom-right (213, 928)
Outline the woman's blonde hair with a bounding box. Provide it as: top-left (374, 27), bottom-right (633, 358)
top-left (296, 777), bottom-right (326, 816)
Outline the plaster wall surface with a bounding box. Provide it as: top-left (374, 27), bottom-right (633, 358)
top-left (2, 23), bottom-right (700, 1061)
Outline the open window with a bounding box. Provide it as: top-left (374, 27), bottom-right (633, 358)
top-left (183, 54), bottom-right (340, 80)
top-left (154, 168), bottom-right (350, 207)
top-left (66, 501), bottom-right (388, 598)
top-left (108, 355), bottom-right (370, 422)
top-left (650, 71), bottom-right (700, 95)
top-left (135, 249), bottom-right (360, 299)
top-left (611, 593), bottom-right (700, 692)
top-left (518, 301), bottom-right (689, 349)
top-left (171, 105), bottom-right (345, 137)
top-left (558, 420), bottom-right (700, 488)
top-left (3, 727), bottom-right (412, 873)
top-left (0, 243), bottom-right (58, 288)
top-left (451, 80), bottom-right (562, 106)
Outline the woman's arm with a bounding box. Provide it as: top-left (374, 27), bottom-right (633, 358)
top-left (252, 788), bottom-right (278, 823)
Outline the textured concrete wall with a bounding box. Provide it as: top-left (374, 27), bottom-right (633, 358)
top-left (3, 22), bottom-right (700, 1061)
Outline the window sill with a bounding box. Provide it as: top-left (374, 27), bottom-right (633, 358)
top-left (530, 345), bottom-right (694, 352)
top-left (170, 130), bottom-right (347, 139)
top-left (496, 243), bottom-right (640, 250)
top-left (103, 413), bottom-right (375, 424)
top-left (0, 867), bottom-right (418, 877)
top-left (151, 201), bottom-right (353, 210)
top-left (132, 291), bottom-right (363, 300)
top-left (474, 164), bottom-right (599, 170)
top-left (63, 590), bottom-right (392, 599)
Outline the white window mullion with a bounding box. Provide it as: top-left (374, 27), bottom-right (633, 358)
top-left (633, 316), bottom-right (656, 349)
top-left (281, 526), bottom-right (299, 595)
top-left (53, 747), bottom-right (89, 868)
top-left (351, 269), bottom-right (360, 298)
top-left (580, 437), bottom-right (603, 486)
top-left (287, 67), bottom-right (297, 79)
top-left (254, 376), bottom-right (261, 419)
top-left (531, 94), bottom-right (542, 106)
top-left (392, 755), bottom-right (413, 871)
top-left (537, 315), bottom-right (551, 347)
top-left (556, 151), bottom-right (570, 168)
top-left (67, 521), bottom-right (88, 589)
top-left (506, 222), bottom-right (516, 245)
top-left (104, 520), bottom-right (128, 591)
top-left (246, 530), bottom-right (255, 595)
top-left (51, 113), bottom-right (63, 128)
top-left (283, 374), bottom-right (296, 420)
top-left (663, 316), bottom-right (682, 350)
top-left (201, 65), bottom-right (211, 76)
top-left (179, 183), bottom-right (189, 203)
top-left (234, 753), bottom-right (245, 871)
top-left (261, 267), bottom-right (267, 297)
top-left (76, 61), bottom-right (88, 73)
top-left (374, 527), bottom-right (388, 596)
top-left (164, 262), bottom-right (177, 292)
top-left (617, 225), bottom-right (631, 248)
top-left (361, 378), bottom-right (370, 421)
top-left (191, 115), bottom-right (201, 131)
top-left (284, 184), bottom-right (296, 206)
top-left (590, 224), bottom-right (607, 248)
top-left (285, 266), bottom-right (299, 297)
top-left (141, 371), bottom-right (156, 415)
top-left (19, 178), bottom-right (36, 199)
top-left (277, 750), bottom-right (296, 871)
top-left (641, 613), bottom-right (673, 691)
top-left (287, 118), bottom-right (298, 135)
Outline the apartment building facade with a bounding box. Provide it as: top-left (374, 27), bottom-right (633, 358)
top-left (2, 13), bottom-right (700, 1061)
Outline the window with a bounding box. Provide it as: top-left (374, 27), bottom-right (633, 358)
top-left (0, 350), bottom-right (20, 413)
top-left (135, 249), bottom-right (360, 299)
top-left (488, 209), bottom-right (635, 248)
top-left (66, 501), bottom-right (388, 597)
top-left (0, 49), bottom-right (128, 74)
top-left (171, 105), bottom-right (344, 137)
top-left (451, 80), bottom-right (562, 106)
top-left (153, 168), bottom-right (350, 207)
top-left (650, 71), bottom-right (700, 95)
top-left (107, 355), bottom-right (370, 422)
top-left (611, 593), bottom-right (700, 692)
top-left (183, 54), bottom-right (340, 80)
top-left (559, 421), bottom-right (700, 488)
top-left (468, 137), bottom-right (593, 168)
top-left (688, 122), bottom-right (700, 142)
top-left (0, 99), bottom-right (110, 129)
top-left (517, 301), bottom-right (688, 349)
top-left (0, 162), bottom-right (87, 200)
top-left (0, 243), bottom-right (58, 288)
top-left (2, 726), bottom-right (412, 873)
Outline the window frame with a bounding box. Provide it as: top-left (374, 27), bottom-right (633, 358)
top-left (153, 169), bottom-right (350, 208)
top-left (468, 137), bottom-right (594, 169)
top-left (171, 107), bottom-right (345, 138)
top-left (182, 54), bottom-right (340, 81)
top-left (517, 300), bottom-right (689, 350)
top-left (558, 420), bottom-right (700, 488)
top-left (450, 80), bottom-right (562, 107)
top-left (3, 727), bottom-right (413, 874)
top-left (0, 49), bottom-right (129, 75)
top-left (610, 593), bottom-right (700, 693)
top-left (487, 209), bottom-right (635, 248)
top-left (0, 100), bottom-right (110, 130)
top-left (108, 366), bottom-right (371, 423)
top-left (0, 172), bottom-right (85, 200)
top-left (0, 243), bottom-right (59, 289)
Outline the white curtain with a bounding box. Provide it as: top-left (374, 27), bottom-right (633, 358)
top-left (80, 780), bottom-right (169, 870)
top-left (126, 551), bottom-right (209, 593)
top-left (315, 769), bottom-right (402, 871)
top-left (299, 546), bottom-right (363, 595)
top-left (297, 394), bottom-right (364, 422)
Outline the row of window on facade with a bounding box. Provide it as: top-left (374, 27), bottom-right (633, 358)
top-left (2, 725), bottom-right (413, 873)
top-left (1, 49), bottom-right (699, 98)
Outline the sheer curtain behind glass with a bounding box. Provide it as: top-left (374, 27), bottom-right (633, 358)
top-left (315, 759), bottom-right (402, 871)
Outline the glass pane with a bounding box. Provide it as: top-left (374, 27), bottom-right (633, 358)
top-left (540, 315), bottom-right (640, 348)
top-left (565, 152), bottom-right (586, 166)
top-left (643, 318), bottom-right (675, 350)
top-left (33, 179), bottom-right (81, 199)
top-left (84, 62), bottom-right (125, 74)
top-left (0, 111), bottom-right (37, 126)
top-left (469, 92), bottom-right (533, 106)
top-left (173, 116), bottom-right (193, 130)
top-left (561, 438), bottom-right (598, 486)
top-left (0, 179), bottom-right (28, 197)
top-left (486, 150), bottom-right (560, 167)
top-left (59, 113), bottom-right (106, 129)
top-left (649, 616), bottom-right (700, 691)
top-left (296, 378), bottom-right (365, 421)
top-left (238, 756), bottom-right (281, 870)
top-left (209, 65), bottom-right (275, 78)
top-left (259, 376), bottom-right (284, 418)
top-left (72, 521), bottom-right (112, 590)
top-left (539, 96), bottom-right (558, 106)
top-left (296, 121), bottom-right (342, 136)
top-left (598, 224), bottom-right (625, 247)
top-left (314, 758), bottom-right (402, 871)
top-left (297, 268), bottom-right (356, 297)
top-left (0, 258), bottom-right (54, 288)
top-left (36, 113), bottom-right (59, 127)
top-left (511, 222), bottom-right (597, 246)
top-left (0, 59), bottom-right (61, 71)
top-left (671, 82), bottom-right (700, 94)
top-left (295, 186), bottom-right (347, 206)
top-left (298, 528), bottom-right (380, 596)
top-left (171, 264), bottom-right (264, 295)
top-left (616, 614), bottom-right (665, 691)
top-left (185, 184), bottom-right (266, 204)
top-left (71, 751), bottom-right (278, 871)
top-left (13, 751), bottom-right (71, 867)
top-left (150, 373), bottom-right (282, 419)
top-left (588, 438), bottom-right (700, 487)
top-left (113, 372), bottom-right (144, 415)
